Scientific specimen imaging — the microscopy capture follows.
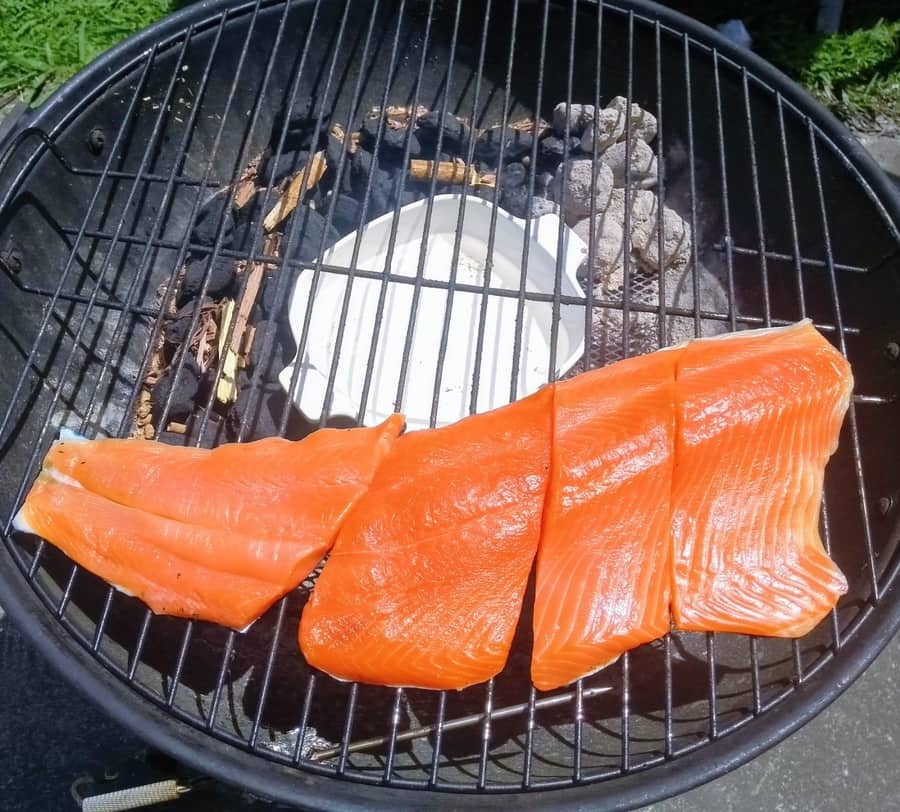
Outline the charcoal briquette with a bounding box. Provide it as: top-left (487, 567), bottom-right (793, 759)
top-left (326, 133), bottom-right (349, 171)
top-left (283, 206), bottom-right (340, 263)
top-left (190, 193), bottom-right (235, 248)
top-left (270, 110), bottom-right (329, 152)
top-left (474, 127), bottom-right (534, 167)
top-left (500, 162), bottom-right (527, 190)
top-left (360, 116), bottom-right (421, 157)
top-left (178, 254), bottom-right (237, 306)
top-left (326, 193), bottom-right (362, 235)
top-left (259, 149), bottom-right (310, 186)
top-left (151, 356), bottom-right (207, 424)
top-left (416, 111), bottom-right (468, 155)
top-left (539, 135), bottom-right (582, 167)
top-left (232, 375), bottom-right (304, 440)
top-left (250, 318), bottom-right (297, 373)
top-left (164, 298), bottom-right (212, 347)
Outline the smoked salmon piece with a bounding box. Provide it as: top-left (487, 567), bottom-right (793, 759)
top-left (43, 416), bottom-right (404, 541)
top-left (532, 348), bottom-right (681, 692)
top-left (671, 321), bottom-right (851, 637)
top-left (299, 386), bottom-right (553, 690)
top-left (17, 416), bottom-right (404, 628)
top-left (14, 476), bottom-right (306, 629)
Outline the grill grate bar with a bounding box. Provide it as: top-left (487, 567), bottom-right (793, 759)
top-left (663, 633), bottom-right (674, 758)
top-left (742, 69), bottom-right (772, 327)
top-left (821, 497), bottom-right (843, 650)
top-left (620, 650), bottom-right (630, 771)
top-left (165, 620), bottom-right (194, 708)
top-left (428, 0), bottom-right (493, 424)
top-left (127, 610), bottom-right (154, 682)
top-left (706, 632), bottom-right (718, 739)
top-left (654, 20), bottom-right (667, 349)
top-left (620, 10), bottom-right (635, 359)
top-left (337, 682), bottom-right (360, 775)
top-left (383, 688), bottom-right (405, 782)
top-left (477, 678), bottom-right (496, 789)
top-left (809, 125), bottom-right (879, 601)
top-left (573, 678), bottom-right (585, 781)
top-left (683, 35), bottom-right (701, 338)
top-left (206, 630), bottom-right (237, 730)
top-left (522, 687), bottom-right (537, 788)
top-left (582, 0), bottom-right (604, 369)
top-left (291, 674), bottom-right (319, 766)
top-left (427, 691), bottom-right (448, 786)
top-left (468, 0), bottom-right (520, 411)
top-left (311, 683), bottom-right (612, 763)
top-left (8, 281), bottom-right (162, 318)
top-left (508, 0), bottom-right (550, 402)
top-left (249, 598), bottom-right (289, 747)
top-left (712, 50), bottom-right (737, 332)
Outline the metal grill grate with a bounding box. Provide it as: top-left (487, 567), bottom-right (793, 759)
top-left (1, 0), bottom-right (899, 806)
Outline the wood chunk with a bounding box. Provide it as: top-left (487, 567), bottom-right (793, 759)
top-left (264, 150), bottom-right (327, 232)
top-left (409, 158), bottom-right (496, 188)
top-left (234, 153), bottom-right (262, 209)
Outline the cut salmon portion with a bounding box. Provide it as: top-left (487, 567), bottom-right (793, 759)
top-left (532, 348), bottom-right (681, 691)
top-left (43, 416), bottom-right (404, 541)
top-left (671, 321), bottom-right (851, 637)
top-left (299, 386), bottom-right (553, 690)
top-left (14, 476), bottom-right (312, 629)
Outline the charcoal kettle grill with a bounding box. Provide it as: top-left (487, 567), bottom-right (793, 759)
top-left (1, 1), bottom-right (900, 809)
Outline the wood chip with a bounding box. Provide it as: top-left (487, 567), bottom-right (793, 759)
top-left (215, 298), bottom-right (238, 404)
top-left (510, 116), bottom-right (551, 138)
top-left (263, 150), bottom-right (327, 232)
top-left (331, 123), bottom-right (345, 142)
top-left (166, 421), bottom-right (188, 435)
top-left (234, 153), bottom-right (262, 209)
top-left (409, 158), bottom-right (495, 188)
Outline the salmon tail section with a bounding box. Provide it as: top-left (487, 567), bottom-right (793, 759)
top-left (670, 322), bottom-right (851, 638)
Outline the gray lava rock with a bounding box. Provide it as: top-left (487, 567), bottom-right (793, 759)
top-left (605, 96), bottom-right (658, 143)
top-left (549, 159), bottom-right (614, 221)
top-left (573, 214), bottom-right (626, 292)
top-left (579, 107), bottom-right (626, 154)
top-left (600, 139), bottom-right (657, 188)
top-left (552, 102), bottom-right (595, 137)
top-left (628, 191), bottom-right (692, 272)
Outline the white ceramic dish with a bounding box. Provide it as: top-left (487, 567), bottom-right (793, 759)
top-left (279, 193), bottom-right (587, 430)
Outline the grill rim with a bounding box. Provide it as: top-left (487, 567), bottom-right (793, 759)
top-left (2, 0), bottom-right (900, 808)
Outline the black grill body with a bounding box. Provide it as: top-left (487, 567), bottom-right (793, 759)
top-left (1, 1), bottom-right (899, 809)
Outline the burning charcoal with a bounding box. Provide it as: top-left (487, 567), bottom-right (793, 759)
top-left (539, 135), bottom-right (582, 169)
top-left (474, 127), bottom-right (534, 166)
top-left (283, 205), bottom-right (340, 263)
top-left (360, 116), bottom-right (421, 158)
top-left (551, 102), bottom-right (595, 137)
top-left (604, 96), bottom-right (658, 143)
top-left (600, 140), bottom-right (657, 188)
top-left (550, 159), bottom-right (614, 222)
top-left (164, 297), bottom-right (212, 347)
top-left (191, 193), bottom-right (235, 248)
top-left (579, 107), bottom-right (626, 154)
top-left (178, 254), bottom-right (236, 306)
top-left (152, 355), bottom-right (208, 424)
top-left (260, 149), bottom-right (310, 187)
top-left (416, 111), bottom-right (468, 155)
top-left (270, 110), bottom-right (328, 152)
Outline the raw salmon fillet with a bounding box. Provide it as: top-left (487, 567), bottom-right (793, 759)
top-left (671, 321), bottom-right (851, 636)
top-left (43, 416), bottom-right (404, 541)
top-left (14, 476), bottom-right (307, 629)
top-left (532, 348), bottom-right (680, 691)
top-left (299, 386), bottom-right (553, 690)
top-left (17, 416), bottom-right (403, 628)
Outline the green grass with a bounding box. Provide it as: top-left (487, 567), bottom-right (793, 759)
top-left (0, 0), bottom-right (178, 106)
top-left (667, 1), bottom-right (900, 129)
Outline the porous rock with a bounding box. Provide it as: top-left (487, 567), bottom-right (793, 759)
top-left (549, 159), bottom-right (614, 220)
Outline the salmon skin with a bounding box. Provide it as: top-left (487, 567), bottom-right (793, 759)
top-left (299, 386), bottom-right (553, 690)
top-left (671, 321), bottom-right (851, 637)
top-left (532, 348), bottom-right (680, 692)
top-left (17, 416), bottom-right (404, 629)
